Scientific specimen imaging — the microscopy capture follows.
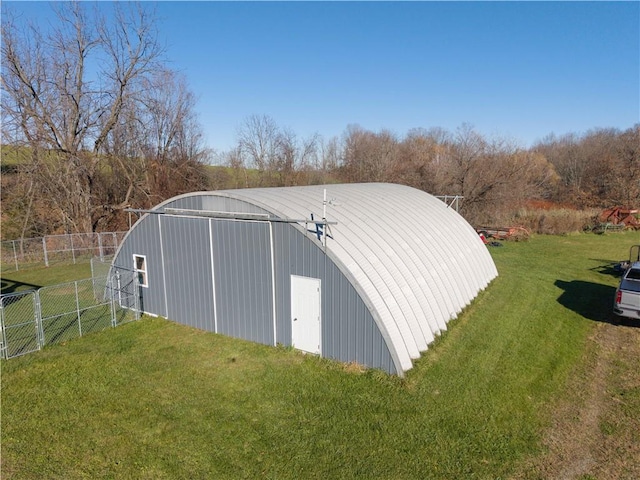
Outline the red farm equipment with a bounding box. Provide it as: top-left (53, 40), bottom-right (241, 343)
top-left (598, 206), bottom-right (640, 231)
top-left (476, 226), bottom-right (530, 242)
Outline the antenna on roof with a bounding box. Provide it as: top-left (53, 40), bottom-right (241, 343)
top-left (323, 189), bottom-right (327, 247)
top-left (306, 189), bottom-right (335, 248)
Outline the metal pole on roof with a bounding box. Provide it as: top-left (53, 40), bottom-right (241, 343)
top-left (322, 189), bottom-right (327, 247)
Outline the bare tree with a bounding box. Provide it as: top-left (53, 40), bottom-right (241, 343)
top-left (391, 128), bottom-right (445, 192)
top-left (3, 4), bottom-right (92, 232)
top-left (312, 136), bottom-right (343, 184)
top-left (430, 125), bottom-right (559, 224)
top-left (95, 69), bottom-right (210, 229)
top-left (220, 147), bottom-right (249, 189)
top-left (235, 115), bottom-right (318, 187)
top-left (439, 124), bottom-right (487, 196)
top-left (533, 127), bottom-right (639, 208)
top-left (0, 146), bottom-right (54, 239)
top-left (138, 70), bottom-right (210, 203)
top-left (272, 128), bottom-right (318, 186)
top-left (237, 114), bottom-right (279, 184)
top-left (340, 125), bottom-right (398, 182)
top-left (608, 126), bottom-right (640, 206)
top-left (2, 2), bottom-right (209, 234)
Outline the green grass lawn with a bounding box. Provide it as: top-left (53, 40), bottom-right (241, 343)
top-left (1, 232), bottom-right (637, 479)
top-left (1, 260), bottom-right (93, 294)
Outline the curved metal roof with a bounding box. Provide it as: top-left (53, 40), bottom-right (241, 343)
top-left (201, 183), bottom-right (498, 374)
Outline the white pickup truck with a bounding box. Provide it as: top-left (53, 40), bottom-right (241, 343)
top-left (613, 249), bottom-right (640, 320)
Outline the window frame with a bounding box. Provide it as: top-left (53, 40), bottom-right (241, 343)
top-left (133, 254), bottom-right (149, 288)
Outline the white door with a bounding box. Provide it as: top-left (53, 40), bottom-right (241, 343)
top-left (291, 275), bottom-right (321, 354)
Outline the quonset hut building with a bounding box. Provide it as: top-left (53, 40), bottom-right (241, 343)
top-left (111, 183), bottom-right (498, 376)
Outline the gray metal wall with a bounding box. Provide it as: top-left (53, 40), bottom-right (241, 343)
top-left (161, 216), bottom-right (214, 332)
top-left (114, 214), bottom-right (167, 317)
top-left (272, 223), bottom-right (395, 373)
top-left (113, 195), bottom-right (397, 374)
top-left (212, 219), bottom-right (274, 344)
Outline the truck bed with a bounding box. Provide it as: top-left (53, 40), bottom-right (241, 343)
top-left (614, 264), bottom-right (640, 319)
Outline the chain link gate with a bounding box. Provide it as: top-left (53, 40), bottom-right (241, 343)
top-left (0, 269), bottom-right (140, 360)
top-left (108, 269), bottom-right (140, 327)
top-left (0, 290), bottom-right (41, 359)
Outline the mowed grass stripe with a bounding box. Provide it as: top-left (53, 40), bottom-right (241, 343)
top-left (1, 232), bottom-right (636, 479)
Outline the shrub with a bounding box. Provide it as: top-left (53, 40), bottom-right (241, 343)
top-left (510, 208), bottom-right (600, 235)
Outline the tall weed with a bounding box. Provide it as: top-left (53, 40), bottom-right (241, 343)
top-left (509, 208), bottom-right (600, 235)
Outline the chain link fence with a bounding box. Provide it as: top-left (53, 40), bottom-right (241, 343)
top-left (1, 231), bottom-right (128, 273)
top-left (90, 255), bottom-right (115, 280)
top-left (0, 269), bottom-right (139, 360)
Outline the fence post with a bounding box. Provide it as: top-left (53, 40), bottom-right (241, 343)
top-left (90, 257), bottom-right (98, 302)
top-left (12, 240), bottom-right (19, 271)
top-left (134, 272), bottom-right (141, 320)
top-left (100, 233), bottom-right (105, 261)
top-left (70, 234), bottom-right (76, 264)
top-left (110, 274), bottom-right (117, 328)
top-left (116, 270), bottom-right (122, 308)
top-left (43, 237), bottom-right (49, 267)
top-left (75, 281), bottom-right (83, 337)
top-left (0, 299), bottom-right (6, 359)
top-left (34, 291), bottom-right (44, 350)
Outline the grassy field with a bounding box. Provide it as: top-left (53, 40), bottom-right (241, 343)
top-left (1, 261), bottom-right (93, 294)
top-left (1, 232), bottom-right (638, 479)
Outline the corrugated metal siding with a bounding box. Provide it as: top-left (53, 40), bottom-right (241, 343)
top-left (272, 223), bottom-right (396, 374)
top-left (113, 214), bottom-right (167, 317)
top-left (168, 195), bottom-right (203, 211)
top-left (201, 195), bottom-right (268, 215)
top-left (211, 219), bottom-right (274, 345)
top-left (161, 216), bottom-right (214, 332)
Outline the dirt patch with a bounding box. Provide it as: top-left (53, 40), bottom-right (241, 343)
top-left (515, 320), bottom-right (640, 479)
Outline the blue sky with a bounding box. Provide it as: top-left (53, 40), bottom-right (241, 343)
top-left (4, 1), bottom-right (640, 154)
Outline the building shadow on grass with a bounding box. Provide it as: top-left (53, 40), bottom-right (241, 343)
top-left (589, 260), bottom-right (624, 278)
top-left (1, 279), bottom-right (41, 295)
top-left (554, 279), bottom-right (639, 327)
top-left (588, 258), bottom-right (636, 278)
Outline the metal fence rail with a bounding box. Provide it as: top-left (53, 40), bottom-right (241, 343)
top-left (435, 195), bottom-right (464, 212)
top-left (1, 231), bottom-right (128, 272)
top-left (0, 269), bottom-right (139, 360)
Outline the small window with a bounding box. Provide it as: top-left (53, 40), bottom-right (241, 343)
top-left (133, 254), bottom-right (148, 288)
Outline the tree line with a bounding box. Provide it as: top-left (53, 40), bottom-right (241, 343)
top-left (219, 116), bottom-right (639, 228)
top-left (2, 3), bottom-right (638, 239)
